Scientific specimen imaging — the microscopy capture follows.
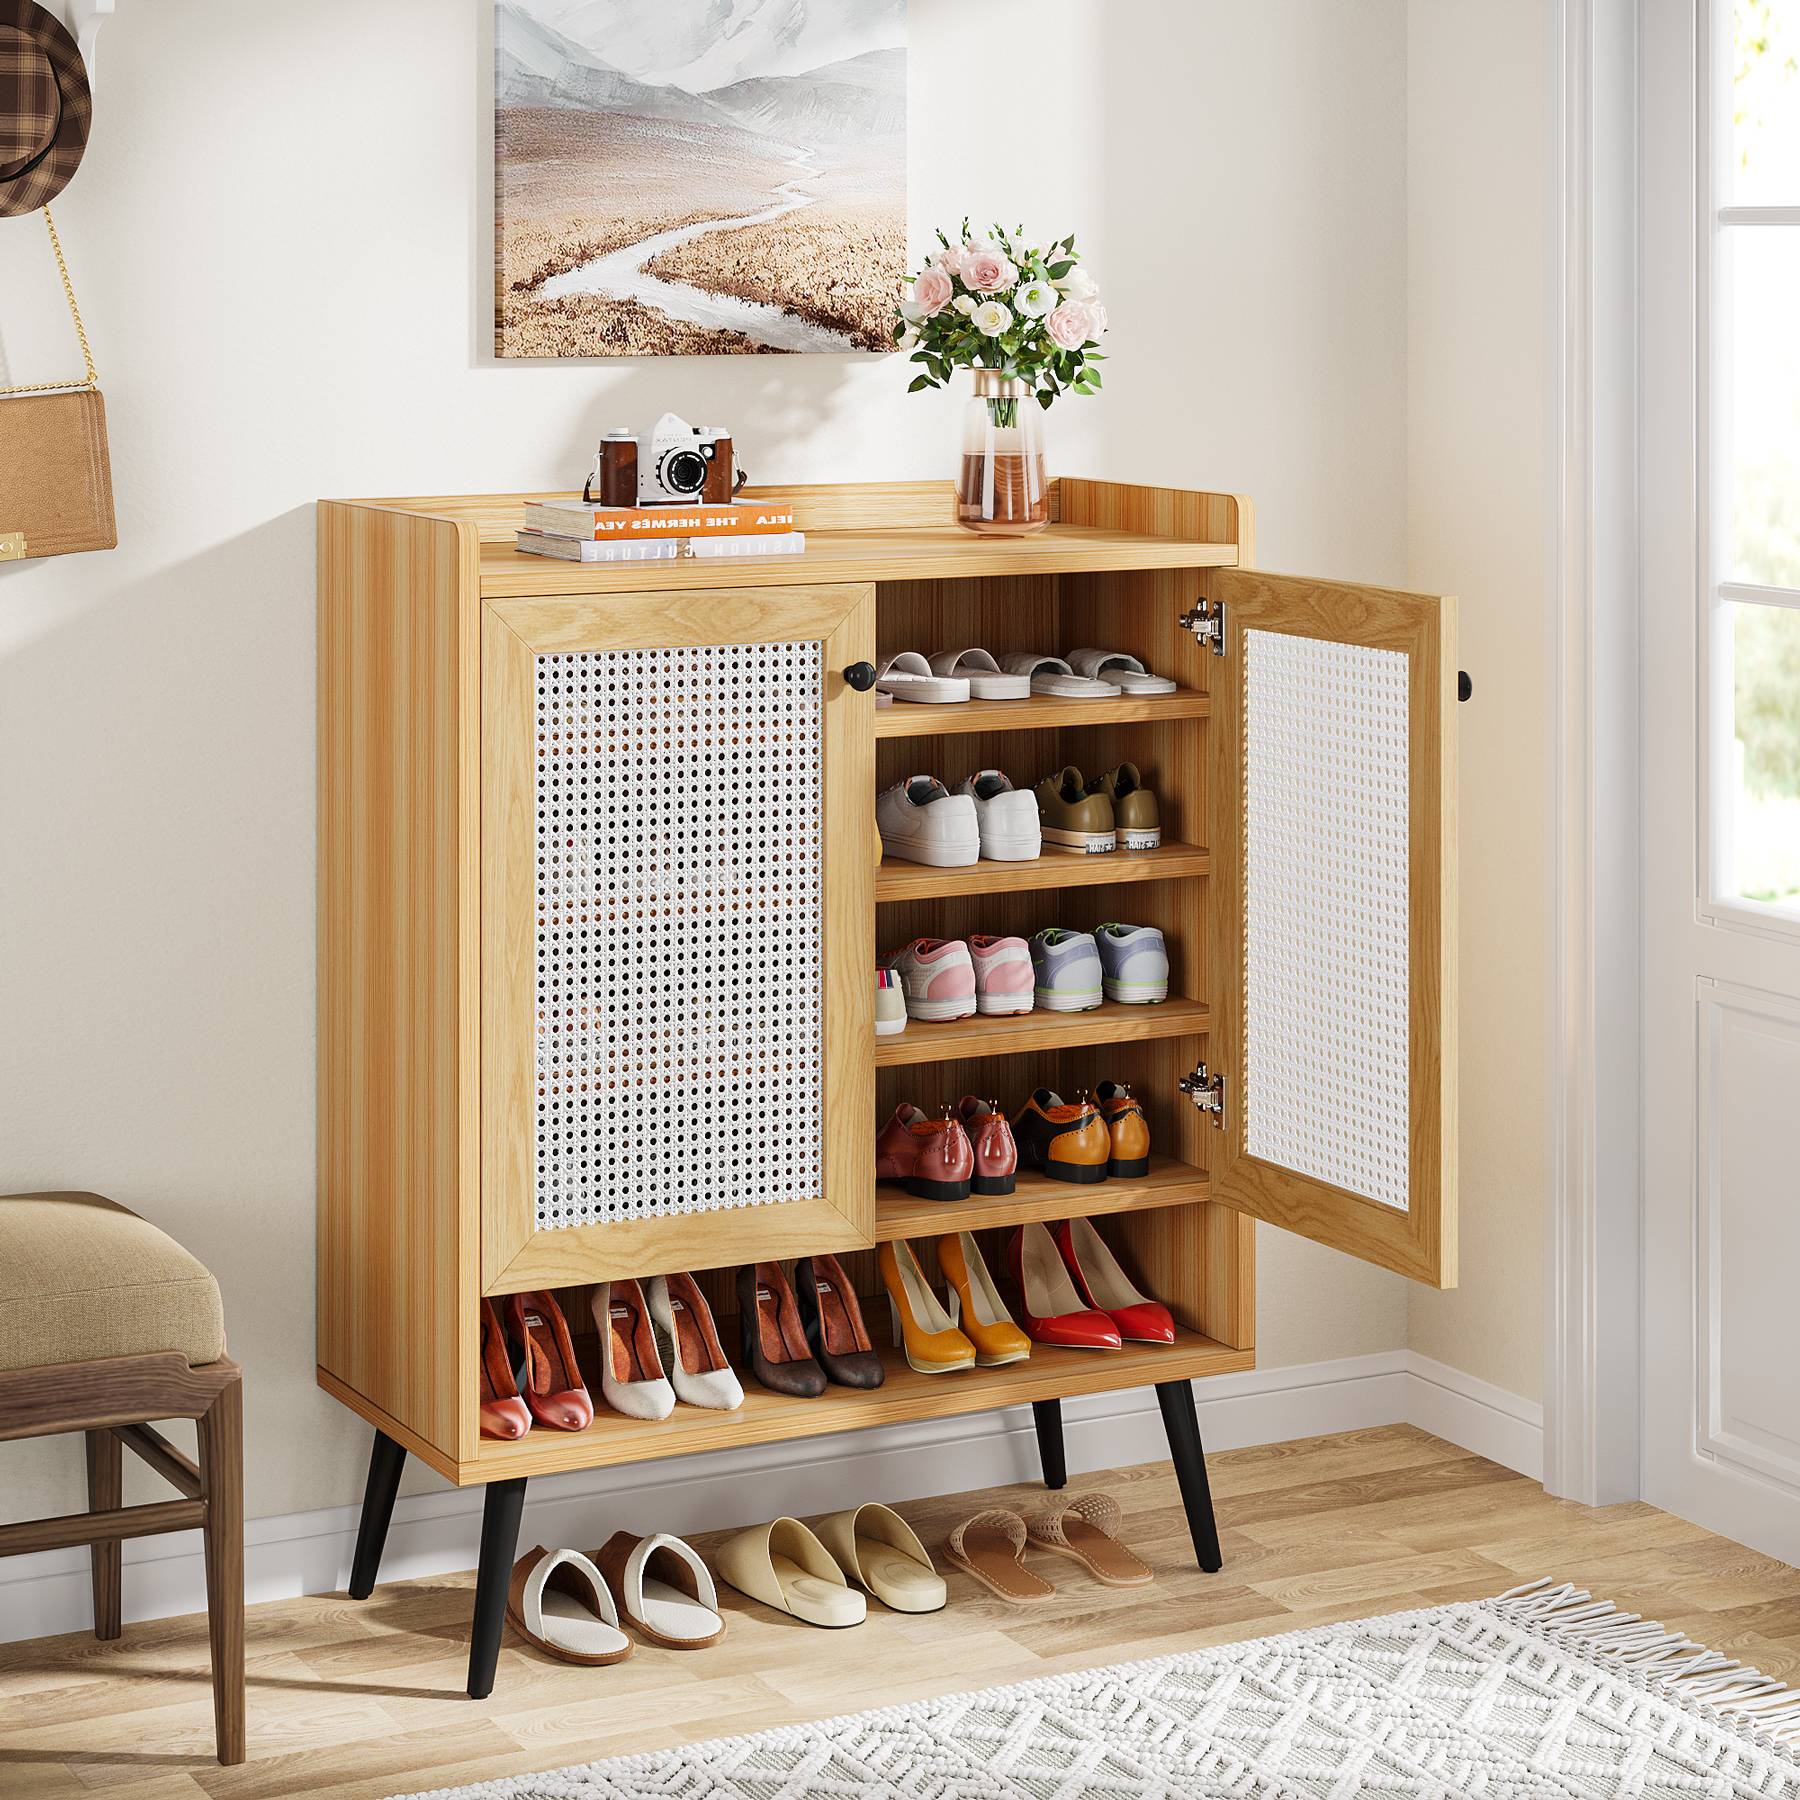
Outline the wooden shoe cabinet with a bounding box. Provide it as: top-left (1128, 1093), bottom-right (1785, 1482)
top-left (317, 480), bottom-right (1458, 1695)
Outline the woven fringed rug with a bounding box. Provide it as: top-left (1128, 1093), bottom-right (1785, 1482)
top-left (396, 1582), bottom-right (1800, 1798)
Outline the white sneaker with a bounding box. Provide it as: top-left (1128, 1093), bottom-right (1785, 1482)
top-left (876, 968), bottom-right (907, 1036)
top-left (953, 770), bottom-right (1042, 861)
top-left (883, 936), bottom-right (977, 1021)
top-left (877, 777), bottom-right (979, 867)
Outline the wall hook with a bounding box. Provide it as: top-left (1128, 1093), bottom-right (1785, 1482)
top-left (51, 2), bottom-right (114, 89)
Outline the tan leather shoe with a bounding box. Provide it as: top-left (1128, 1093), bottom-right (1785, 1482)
top-left (1011, 1088), bottom-right (1110, 1184)
top-left (1095, 1080), bottom-right (1151, 1178)
top-left (1093, 762), bottom-right (1161, 850)
top-left (1033, 766), bottom-right (1116, 855)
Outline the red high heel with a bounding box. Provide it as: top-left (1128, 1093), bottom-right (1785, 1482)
top-left (479, 1298), bottom-right (532, 1440)
top-left (508, 1290), bottom-right (594, 1431)
top-left (1054, 1217), bottom-right (1175, 1344)
top-left (1007, 1223), bottom-right (1120, 1349)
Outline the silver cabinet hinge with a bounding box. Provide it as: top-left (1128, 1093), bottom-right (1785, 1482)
top-left (1178, 597), bottom-right (1226, 655)
top-left (1179, 1061), bottom-right (1226, 1127)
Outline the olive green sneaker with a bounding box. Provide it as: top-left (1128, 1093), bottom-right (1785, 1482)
top-left (1033, 766), bottom-right (1116, 855)
top-left (1093, 763), bottom-right (1161, 851)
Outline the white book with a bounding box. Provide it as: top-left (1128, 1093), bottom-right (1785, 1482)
top-left (516, 531), bottom-right (807, 563)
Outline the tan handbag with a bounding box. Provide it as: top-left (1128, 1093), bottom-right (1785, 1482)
top-left (0, 205), bottom-right (116, 561)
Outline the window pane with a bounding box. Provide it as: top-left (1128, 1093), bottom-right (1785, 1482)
top-left (1727, 601), bottom-right (1800, 910)
top-left (1724, 227), bottom-right (1800, 585)
top-left (1729, 0), bottom-right (1800, 205)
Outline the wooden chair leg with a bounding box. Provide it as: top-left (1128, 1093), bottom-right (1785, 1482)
top-left (196, 1376), bottom-right (246, 1766)
top-left (84, 1428), bottom-right (123, 1640)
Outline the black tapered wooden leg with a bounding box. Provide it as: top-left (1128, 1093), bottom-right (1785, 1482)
top-left (1155, 1378), bottom-right (1222, 1572)
top-left (1031, 1398), bottom-right (1067, 1490)
top-left (348, 1430), bottom-right (406, 1601)
top-left (467, 1477), bottom-right (526, 1701)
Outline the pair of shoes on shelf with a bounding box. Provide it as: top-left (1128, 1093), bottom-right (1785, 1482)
top-left (877, 646), bottom-right (1174, 705)
top-left (1035, 762), bottom-right (1161, 854)
top-left (880, 1232), bottom-right (1030, 1374)
top-left (507, 1530), bottom-right (724, 1665)
top-left (480, 1292), bottom-right (593, 1439)
top-left (943, 1492), bottom-right (1151, 1603)
top-left (877, 771), bottom-right (1039, 866)
top-left (1014, 1085), bottom-right (1150, 1184)
top-left (1009, 649), bottom-right (1177, 699)
top-left (882, 934), bottom-right (1032, 1023)
top-left (718, 1501), bottom-right (945, 1627)
top-left (1009, 1220), bottom-right (1175, 1349)
top-left (1030, 924), bottom-right (1168, 1011)
top-left (736, 1257), bottom-right (885, 1398)
top-left (877, 1096), bottom-right (1018, 1199)
top-left (600, 1274), bottom-right (745, 1421)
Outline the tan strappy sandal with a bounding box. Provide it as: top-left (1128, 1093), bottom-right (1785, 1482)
top-left (1026, 1492), bottom-right (1152, 1587)
top-left (941, 1508), bottom-right (1055, 1603)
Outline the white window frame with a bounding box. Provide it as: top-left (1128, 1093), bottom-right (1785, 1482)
top-left (1698, 0), bottom-right (1800, 942)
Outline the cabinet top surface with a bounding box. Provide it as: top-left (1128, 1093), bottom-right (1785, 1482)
top-left (323, 479), bottom-right (1245, 597)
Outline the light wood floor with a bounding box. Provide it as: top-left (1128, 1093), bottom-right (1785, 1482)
top-left (5, 1424), bottom-right (1798, 1799)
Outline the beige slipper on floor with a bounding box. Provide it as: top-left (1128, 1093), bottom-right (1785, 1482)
top-left (595, 1530), bottom-right (725, 1648)
top-left (941, 1508), bottom-right (1055, 1603)
top-left (1026, 1492), bottom-right (1152, 1587)
top-left (815, 1503), bottom-right (947, 1613)
top-left (716, 1516), bottom-right (866, 1628)
top-left (505, 1546), bottom-right (633, 1665)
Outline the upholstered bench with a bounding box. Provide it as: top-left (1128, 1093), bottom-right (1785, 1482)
top-left (0, 1192), bottom-right (244, 1765)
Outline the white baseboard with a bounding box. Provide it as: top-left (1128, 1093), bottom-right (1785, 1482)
top-left (0, 1350), bottom-right (1540, 1645)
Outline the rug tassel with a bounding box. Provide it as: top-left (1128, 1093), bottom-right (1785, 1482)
top-left (1493, 1580), bottom-right (1800, 1748)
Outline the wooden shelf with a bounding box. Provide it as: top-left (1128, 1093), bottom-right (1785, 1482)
top-left (478, 524), bottom-right (1238, 599)
top-left (876, 689), bottom-right (1209, 739)
top-left (470, 1325), bottom-right (1249, 1482)
top-left (874, 996), bottom-right (1209, 1067)
top-left (874, 1154), bottom-right (1209, 1241)
top-left (877, 842), bottom-right (1209, 902)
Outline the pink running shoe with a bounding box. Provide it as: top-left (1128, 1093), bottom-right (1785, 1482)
top-left (967, 933), bottom-right (1034, 1016)
top-left (883, 937), bottom-right (977, 1022)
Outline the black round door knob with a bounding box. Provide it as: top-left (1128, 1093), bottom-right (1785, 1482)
top-left (1458, 671), bottom-right (1473, 702)
top-left (845, 661), bottom-right (877, 691)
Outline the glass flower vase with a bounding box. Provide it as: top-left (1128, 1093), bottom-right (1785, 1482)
top-left (956, 370), bottom-right (1049, 535)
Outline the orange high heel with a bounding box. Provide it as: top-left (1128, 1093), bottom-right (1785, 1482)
top-left (479, 1298), bottom-right (532, 1440)
top-left (508, 1290), bottom-right (594, 1431)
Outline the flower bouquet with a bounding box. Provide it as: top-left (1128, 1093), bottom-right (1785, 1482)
top-left (896, 221), bottom-right (1107, 533)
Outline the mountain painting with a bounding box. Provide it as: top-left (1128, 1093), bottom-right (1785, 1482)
top-left (494, 0), bottom-right (907, 357)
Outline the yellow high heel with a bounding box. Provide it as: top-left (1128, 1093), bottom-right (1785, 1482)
top-left (878, 1240), bottom-right (976, 1374)
top-left (938, 1232), bottom-right (1031, 1367)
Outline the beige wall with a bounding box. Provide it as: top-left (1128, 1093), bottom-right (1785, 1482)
top-left (1404, 1), bottom-right (1553, 1400)
top-left (1, 0), bottom-right (1454, 1538)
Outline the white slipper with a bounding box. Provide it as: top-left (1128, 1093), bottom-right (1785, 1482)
top-left (1066, 648), bottom-right (1178, 695)
top-left (996, 652), bottom-right (1116, 698)
top-left (815, 1503), bottom-right (947, 1613)
top-left (506, 1546), bottom-right (632, 1666)
top-left (926, 648), bottom-right (1030, 701)
top-left (875, 651), bottom-right (969, 704)
top-left (716, 1516), bottom-right (866, 1629)
top-left (596, 1530), bottom-right (725, 1648)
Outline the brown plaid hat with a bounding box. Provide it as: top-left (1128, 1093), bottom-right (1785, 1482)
top-left (0, 0), bottom-right (90, 218)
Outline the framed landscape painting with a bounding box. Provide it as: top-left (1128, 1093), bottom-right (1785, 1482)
top-left (494, 0), bottom-right (907, 357)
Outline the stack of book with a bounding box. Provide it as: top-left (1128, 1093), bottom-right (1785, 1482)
top-left (516, 499), bottom-right (804, 563)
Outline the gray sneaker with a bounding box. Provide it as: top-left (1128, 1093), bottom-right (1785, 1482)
top-left (1029, 928), bottom-right (1105, 1012)
top-left (1093, 923), bottom-right (1169, 1004)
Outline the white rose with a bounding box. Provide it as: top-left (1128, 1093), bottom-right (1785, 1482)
top-left (897, 293), bottom-right (928, 324)
top-left (953, 294), bottom-right (977, 316)
top-left (1057, 264), bottom-right (1099, 301)
top-left (1014, 278), bottom-right (1057, 318)
top-left (971, 300), bottom-right (1013, 337)
top-left (897, 324), bottom-right (921, 350)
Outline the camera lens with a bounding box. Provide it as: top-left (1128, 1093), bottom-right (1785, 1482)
top-left (662, 449), bottom-right (708, 494)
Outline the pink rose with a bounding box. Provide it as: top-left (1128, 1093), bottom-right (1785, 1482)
top-left (912, 266), bottom-right (954, 315)
top-left (961, 249), bottom-right (1016, 294)
top-left (1046, 300), bottom-right (1097, 350)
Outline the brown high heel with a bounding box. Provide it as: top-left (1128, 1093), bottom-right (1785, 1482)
top-left (793, 1254), bottom-right (885, 1388)
top-left (507, 1290), bottom-right (594, 1431)
top-left (479, 1298), bottom-right (532, 1440)
top-left (735, 1263), bottom-right (827, 1398)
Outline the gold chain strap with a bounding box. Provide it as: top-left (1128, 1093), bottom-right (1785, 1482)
top-left (0, 205), bottom-right (99, 396)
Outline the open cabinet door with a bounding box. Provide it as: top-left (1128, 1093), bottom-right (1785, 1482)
top-left (1205, 570), bottom-right (1458, 1287)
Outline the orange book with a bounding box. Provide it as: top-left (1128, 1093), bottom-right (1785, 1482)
top-left (520, 500), bottom-right (797, 540)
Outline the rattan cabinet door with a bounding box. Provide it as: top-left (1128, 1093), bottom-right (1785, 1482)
top-left (479, 584), bottom-right (876, 1291)
top-left (1206, 569), bottom-right (1458, 1287)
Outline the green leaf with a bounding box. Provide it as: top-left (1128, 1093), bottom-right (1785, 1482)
top-left (1038, 389), bottom-right (1055, 409)
top-left (1048, 259), bottom-right (1074, 278)
top-left (908, 374), bottom-right (932, 393)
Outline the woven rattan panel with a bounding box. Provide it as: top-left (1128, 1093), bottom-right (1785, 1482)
top-left (1243, 629), bottom-right (1410, 1211)
top-left (535, 642), bottom-right (825, 1231)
